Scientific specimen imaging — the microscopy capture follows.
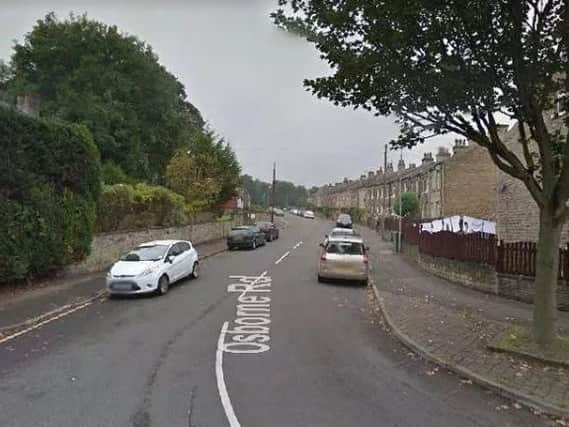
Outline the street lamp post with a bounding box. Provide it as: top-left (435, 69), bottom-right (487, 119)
top-left (398, 175), bottom-right (402, 252)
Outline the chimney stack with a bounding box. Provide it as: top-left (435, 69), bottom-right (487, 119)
top-left (368, 171), bottom-right (375, 178)
top-left (408, 163), bottom-right (416, 169)
top-left (435, 147), bottom-right (451, 162)
top-left (386, 162), bottom-right (394, 174)
top-left (398, 158), bottom-right (406, 171)
top-left (422, 152), bottom-right (434, 165)
top-left (453, 139), bottom-right (468, 155)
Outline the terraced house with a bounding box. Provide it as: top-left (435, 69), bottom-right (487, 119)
top-left (313, 138), bottom-right (498, 222)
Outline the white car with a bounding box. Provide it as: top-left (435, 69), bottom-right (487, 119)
top-left (318, 236), bottom-right (369, 285)
top-left (303, 210), bottom-right (315, 219)
top-left (106, 240), bottom-right (199, 296)
top-left (323, 227), bottom-right (359, 245)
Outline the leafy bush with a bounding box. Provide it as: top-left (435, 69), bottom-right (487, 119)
top-left (97, 183), bottom-right (188, 232)
top-left (0, 108), bottom-right (100, 283)
top-left (101, 161), bottom-right (132, 185)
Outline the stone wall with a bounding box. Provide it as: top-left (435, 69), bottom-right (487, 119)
top-left (497, 274), bottom-right (569, 311)
top-left (418, 253), bottom-right (498, 294)
top-left (442, 143), bottom-right (497, 220)
top-left (67, 213), bottom-right (270, 275)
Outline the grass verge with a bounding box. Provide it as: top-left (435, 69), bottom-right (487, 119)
top-left (488, 326), bottom-right (569, 368)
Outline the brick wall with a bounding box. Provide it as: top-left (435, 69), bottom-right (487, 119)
top-left (418, 252), bottom-right (498, 294)
top-left (443, 144), bottom-right (497, 220)
top-left (497, 274), bottom-right (569, 310)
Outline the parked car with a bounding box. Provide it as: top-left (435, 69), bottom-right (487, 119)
top-left (227, 225), bottom-right (266, 250)
top-left (106, 240), bottom-right (199, 296)
top-left (318, 236), bottom-right (369, 285)
top-left (256, 221), bottom-right (280, 241)
top-left (274, 208), bottom-right (285, 217)
top-left (303, 210), bottom-right (315, 219)
top-left (323, 227), bottom-right (359, 245)
top-left (336, 213), bottom-right (353, 229)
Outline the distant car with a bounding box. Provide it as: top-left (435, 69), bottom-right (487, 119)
top-left (227, 225), bottom-right (266, 250)
top-left (274, 208), bottom-right (285, 217)
top-left (106, 240), bottom-right (199, 296)
top-left (303, 210), bottom-right (315, 219)
top-left (318, 236), bottom-right (369, 285)
top-left (256, 221), bottom-right (280, 241)
top-left (336, 213), bottom-right (353, 229)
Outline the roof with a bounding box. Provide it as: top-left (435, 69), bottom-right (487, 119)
top-left (326, 235), bottom-right (364, 244)
top-left (331, 227), bottom-right (356, 234)
top-left (140, 240), bottom-right (182, 246)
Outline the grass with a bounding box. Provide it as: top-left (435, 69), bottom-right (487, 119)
top-left (489, 326), bottom-right (569, 368)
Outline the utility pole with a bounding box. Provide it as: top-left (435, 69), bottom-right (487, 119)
top-left (384, 144), bottom-right (388, 172)
top-left (398, 149), bottom-right (403, 252)
top-left (271, 162), bottom-right (276, 223)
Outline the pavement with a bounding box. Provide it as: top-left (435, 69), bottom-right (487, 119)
top-left (358, 226), bottom-right (569, 419)
top-left (0, 215), bottom-right (558, 426)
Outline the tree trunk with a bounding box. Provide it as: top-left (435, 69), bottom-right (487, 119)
top-left (533, 206), bottom-right (562, 349)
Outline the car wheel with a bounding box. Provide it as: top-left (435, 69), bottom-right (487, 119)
top-left (317, 275), bottom-right (324, 283)
top-left (157, 275), bottom-right (169, 295)
top-left (191, 262), bottom-right (199, 279)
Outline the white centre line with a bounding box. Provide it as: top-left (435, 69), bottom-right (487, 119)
top-left (274, 251), bottom-right (290, 265)
top-left (0, 301), bottom-right (94, 345)
top-left (293, 241), bottom-right (303, 249)
top-left (216, 321), bottom-right (242, 427)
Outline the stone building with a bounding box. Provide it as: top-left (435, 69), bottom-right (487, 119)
top-left (496, 112), bottom-right (569, 243)
top-left (314, 138), bottom-right (498, 222)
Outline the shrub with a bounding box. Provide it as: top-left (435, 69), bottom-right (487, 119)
top-left (101, 161), bottom-right (132, 185)
top-left (97, 183), bottom-right (188, 232)
top-left (0, 108), bottom-right (100, 283)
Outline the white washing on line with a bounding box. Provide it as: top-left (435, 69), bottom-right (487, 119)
top-left (216, 321), bottom-right (242, 427)
top-left (274, 251), bottom-right (290, 265)
top-left (0, 301), bottom-right (93, 345)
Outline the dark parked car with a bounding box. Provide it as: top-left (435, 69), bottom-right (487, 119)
top-left (256, 221), bottom-right (280, 242)
top-left (227, 225), bottom-right (266, 250)
top-left (336, 213), bottom-right (353, 229)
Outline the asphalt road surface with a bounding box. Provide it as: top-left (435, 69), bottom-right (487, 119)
top-left (0, 215), bottom-right (554, 427)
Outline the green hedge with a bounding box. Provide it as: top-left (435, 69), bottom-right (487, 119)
top-left (0, 108), bottom-right (101, 283)
top-left (97, 183), bottom-right (188, 232)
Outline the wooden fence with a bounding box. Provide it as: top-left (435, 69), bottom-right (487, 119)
top-left (383, 217), bottom-right (569, 279)
top-left (419, 231), bottom-right (497, 266)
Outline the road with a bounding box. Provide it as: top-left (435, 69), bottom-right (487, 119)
top-left (0, 215), bottom-right (553, 427)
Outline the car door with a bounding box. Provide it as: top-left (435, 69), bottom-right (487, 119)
top-left (166, 243), bottom-right (184, 282)
top-left (178, 241), bottom-right (194, 277)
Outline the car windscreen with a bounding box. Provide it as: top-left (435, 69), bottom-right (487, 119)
top-left (120, 245), bottom-right (168, 261)
top-left (325, 241), bottom-right (364, 255)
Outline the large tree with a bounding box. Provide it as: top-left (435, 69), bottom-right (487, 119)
top-left (7, 12), bottom-right (204, 181)
top-left (166, 130), bottom-right (241, 210)
top-left (274, 0), bottom-right (568, 348)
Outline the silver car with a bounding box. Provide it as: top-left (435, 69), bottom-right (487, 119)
top-left (318, 236), bottom-right (369, 285)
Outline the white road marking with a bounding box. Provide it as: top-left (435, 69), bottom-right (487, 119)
top-left (274, 251), bottom-right (290, 265)
top-left (0, 301), bottom-right (94, 345)
top-left (216, 321), bottom-right (242, 427)
top-left (293, 241), bottom-right (303, 249)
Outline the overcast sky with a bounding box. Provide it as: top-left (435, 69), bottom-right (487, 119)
top-left (0, 0), bottom-right (457, 186)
